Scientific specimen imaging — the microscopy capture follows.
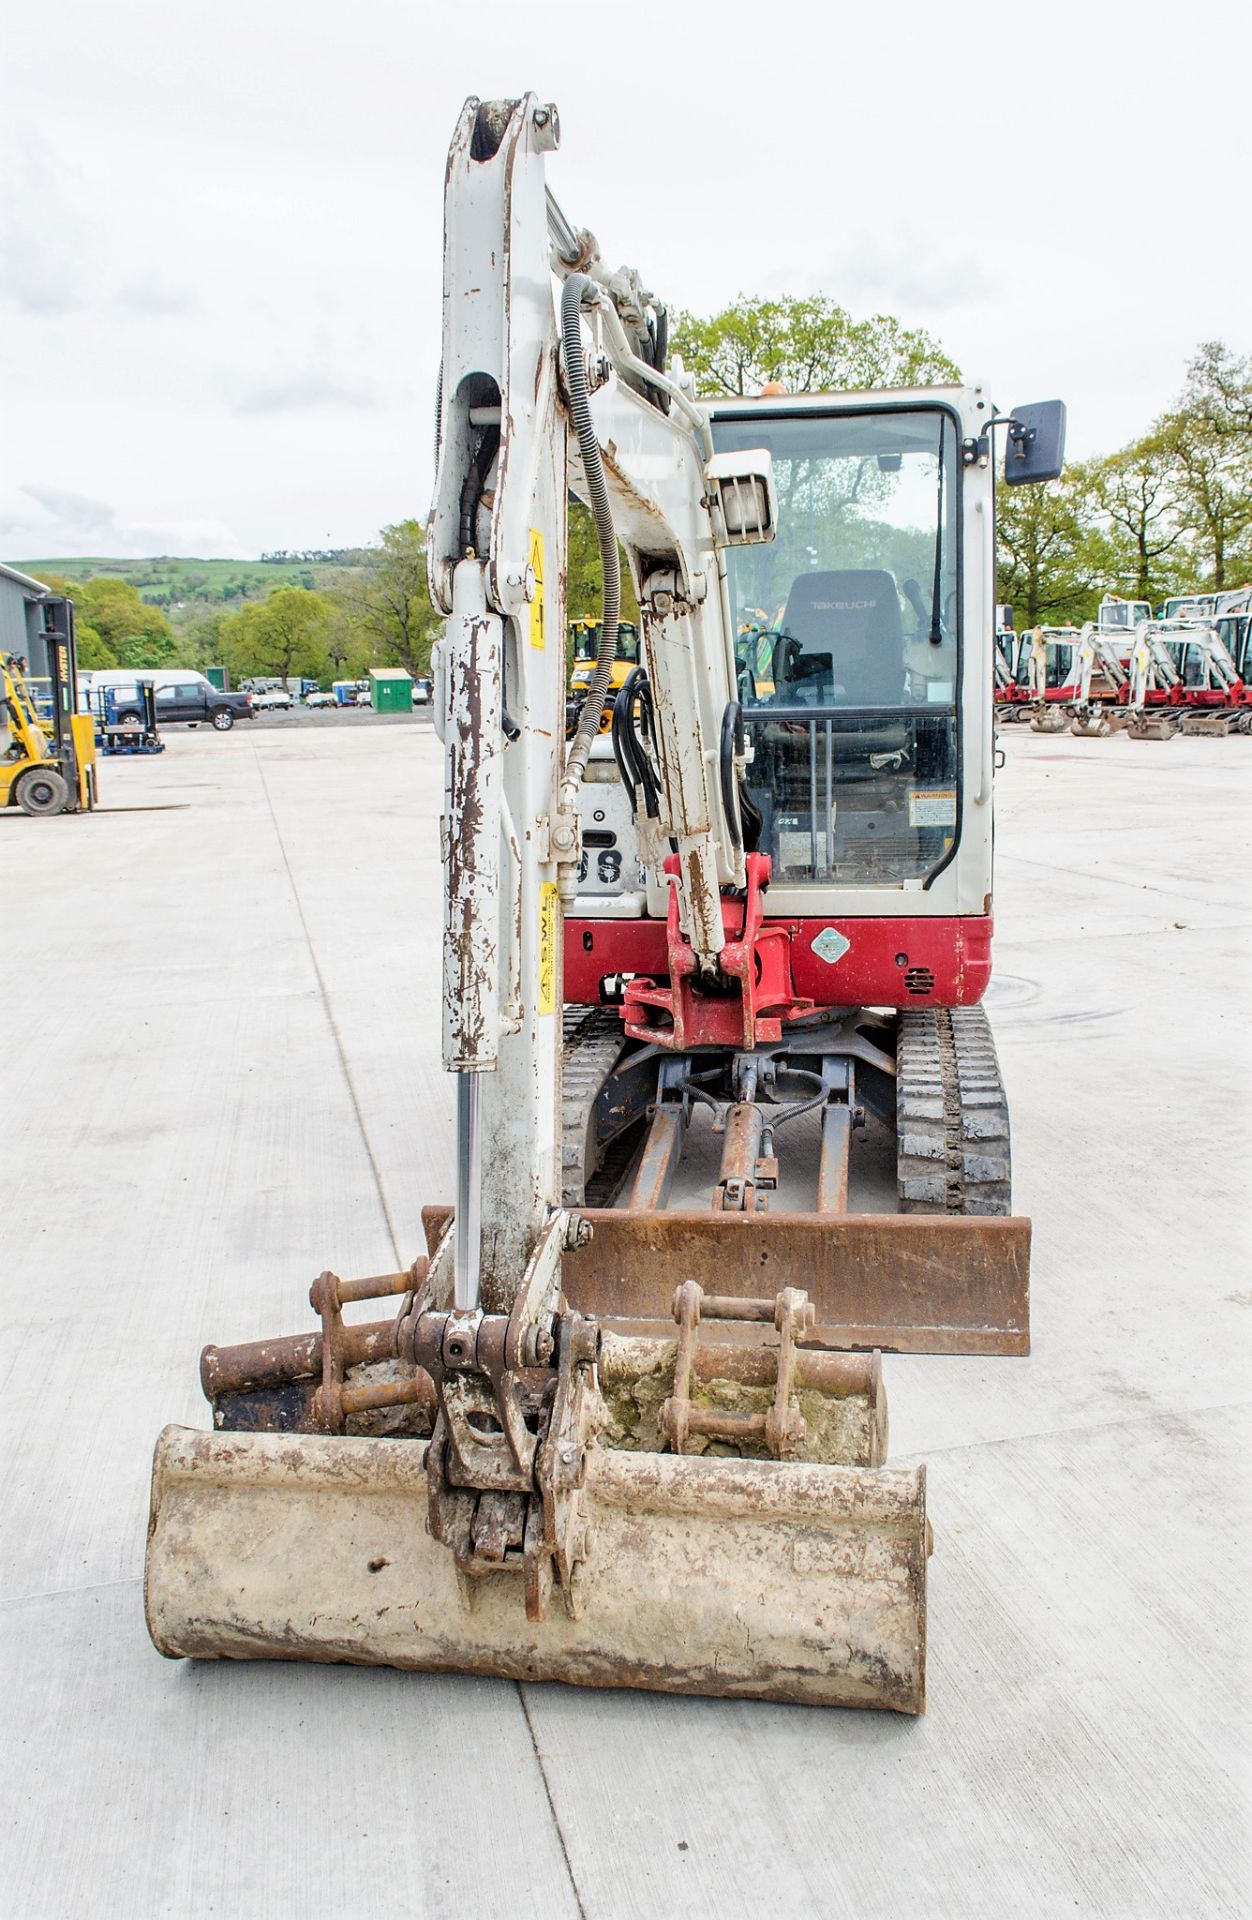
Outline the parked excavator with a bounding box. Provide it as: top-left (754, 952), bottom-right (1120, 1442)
top-left (1122, 618), bottom-right (1249, 738)
top-left (565, 616), bottom-right (641, 737)
top-left (1168, 619), bottom-right (1251, 735)
top-left (1214, 594), bottom-right (1252, 724)
top-left (1066, 624), bottom-right (1130, 735)
top-left (1124, 622), bottom-right (1186, 738)
top-left (144, 95), bottom-right (1064, 1713)
top-left (1001, 624), bottom-right (1081, 728)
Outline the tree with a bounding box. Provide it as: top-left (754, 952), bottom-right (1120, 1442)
top-left (1181, 340), bottom-right (1252, 446)
top-left (566, 503), bottom-right (639, 629)
top-left (75, 623), bottom-right (119, 670)
top-left (670, 295), bottom-right (959, 398)
top-left (178, 610), bottom-right (231, 676)
top-left (996, 464), bottom-right (1104, 628)
top-left (1155, 407), bottom-right (1252, 591)
top-left (71, 577), bottom-right (178, 666)
top-left (219, 587), bottom-right (333, 682)
top-left (1150, 341), bottom-right (1252, 590)
top-left (1090, 438), bottom-right (1185, 603)
top-left (321, 596), bottom-right (373, 681)
top-left (336, 520), bottom-right (441, 675)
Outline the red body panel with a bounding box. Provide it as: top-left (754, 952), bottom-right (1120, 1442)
top-left (1116, 684), bottom-right (1250, 709)
top-left (565, 913), bottom-right (994, 1010)
top-left (621, 853), bottom-right (812, 1050)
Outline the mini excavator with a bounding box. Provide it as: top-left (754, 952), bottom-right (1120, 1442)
top-left (145, 95), bottom-right (1065, 1712)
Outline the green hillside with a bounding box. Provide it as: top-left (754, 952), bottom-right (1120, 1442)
top-left (15, 554), bottom-right (367, 614)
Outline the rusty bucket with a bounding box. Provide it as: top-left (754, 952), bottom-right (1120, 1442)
top-left (146, 1424), bottom-right (928, 1711)
top-left (142, 1195), bottom-right (1030, 1713)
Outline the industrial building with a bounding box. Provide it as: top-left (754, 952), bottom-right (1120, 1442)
top-left (0, 562), bottom-right (54, 674)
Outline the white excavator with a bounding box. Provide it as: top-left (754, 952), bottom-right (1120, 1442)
top-left (1007, 623), bottom-right (1082, 729)
top-left (1124, 618), bottom-right (1248, 738)
top-left (1066, 623), bottom-right (1130, 735)
top-left (144, 95), bottom-right (1064, 1713)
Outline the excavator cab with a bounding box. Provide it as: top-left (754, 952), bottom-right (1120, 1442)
top-left (1015, 632), bottom-right (1075, 691)
top-left (1216, 613), bottom-right (1247, 676)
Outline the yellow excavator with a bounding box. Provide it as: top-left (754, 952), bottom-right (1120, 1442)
top-left (565, 616), bottom-right (640, 734)
top-left (144, 96), bottom-right (1065, 1713)
top-left (1, 598), bottom-right (96, 816)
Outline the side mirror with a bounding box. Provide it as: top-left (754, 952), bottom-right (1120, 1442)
top-left (1003, 400), bottom-right (1066, 485)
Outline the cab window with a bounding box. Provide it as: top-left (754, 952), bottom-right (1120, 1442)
top-left (713, 405), bottom-right (960, 886)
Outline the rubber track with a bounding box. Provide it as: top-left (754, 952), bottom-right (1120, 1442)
top-left (896, 1005), bottom-right (1012, 1215)
top-left (561, 1007), bottom-right (630, 1207)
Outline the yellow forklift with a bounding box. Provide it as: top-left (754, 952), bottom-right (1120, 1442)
top-left (1, 597), bottom-right (97, 816)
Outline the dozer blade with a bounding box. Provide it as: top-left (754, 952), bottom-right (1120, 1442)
top-left (558, 1210), bottom-right (1031, 1356)
top-left (146, 1425), bottom-right (928, 1712)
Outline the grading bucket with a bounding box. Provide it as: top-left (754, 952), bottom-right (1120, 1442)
top-left (146, 1424), bottom-right (928, 1711)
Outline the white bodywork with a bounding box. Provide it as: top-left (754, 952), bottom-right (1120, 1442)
top-left (1127, 622), bottom-right (1183, 708)
top-left (426, 98), bottom-right (571, 1306)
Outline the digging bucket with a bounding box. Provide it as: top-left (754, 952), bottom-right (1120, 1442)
top-left (146, 1424), bottom-right (928, 1711)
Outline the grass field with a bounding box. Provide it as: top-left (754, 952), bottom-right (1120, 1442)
top-left (14, 554), bottom-right (365, 610)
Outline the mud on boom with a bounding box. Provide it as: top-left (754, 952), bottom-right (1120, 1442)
top-left (145, 95), bottom-right (1064, 1713)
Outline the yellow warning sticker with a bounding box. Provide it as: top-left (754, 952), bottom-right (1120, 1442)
top-left (528, 527), bottom-right (546, 649)
top-left (538, 880), bottom-right (558, 1015)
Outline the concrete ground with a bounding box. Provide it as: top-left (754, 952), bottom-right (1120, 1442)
top-left (2, 718), bottom-right (1248, 1919)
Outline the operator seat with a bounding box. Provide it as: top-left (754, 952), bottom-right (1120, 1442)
top-left (777, 569), bottom-right (905, 705)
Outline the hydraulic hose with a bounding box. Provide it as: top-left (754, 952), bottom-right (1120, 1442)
top-left (719, 700), bottom-right (744, 852)
top-left (561, 272), bottom-right (620, 802)
top-left (459, 423), bottom-right (500, 558)
top-left (611, 666), bottom-right (661, 819)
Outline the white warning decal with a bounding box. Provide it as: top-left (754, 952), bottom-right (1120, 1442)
top-left (811, 927), bottom-right (851, 965)
top-left (909, 788), bottom-right (957, 828)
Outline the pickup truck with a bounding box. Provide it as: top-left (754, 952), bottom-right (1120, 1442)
top-left (116, 681), bottom-right (254, 731)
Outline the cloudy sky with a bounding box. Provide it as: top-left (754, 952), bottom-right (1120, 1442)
top-left (2, 0), bottom-right (1248, 560)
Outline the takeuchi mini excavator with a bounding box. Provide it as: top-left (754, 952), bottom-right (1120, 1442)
top-left (1065, 624), bottom-right (1130, 736)
top-left (996, 624), bottom-right (1081, 727)
top-left (1123, 618), bottom-right (1251, 738)
top-left (144, 96), bottom-right (1065, 1713)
